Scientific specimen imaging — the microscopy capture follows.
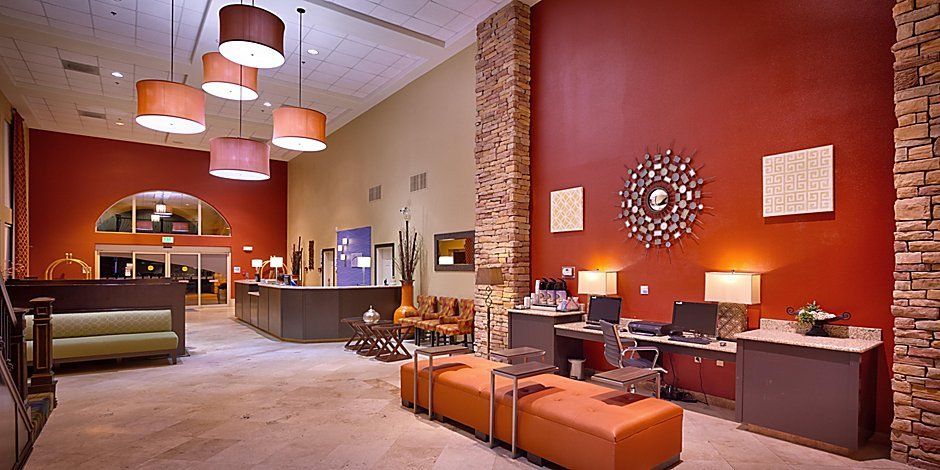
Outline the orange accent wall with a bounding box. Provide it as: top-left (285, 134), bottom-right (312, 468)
top-left (530, 0), bottom-right (896, 430)
top-left (28, 130), bottom-right (287, 291)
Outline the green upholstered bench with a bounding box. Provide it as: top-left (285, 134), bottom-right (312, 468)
top-left (25, 309), bottom-right (179, 364)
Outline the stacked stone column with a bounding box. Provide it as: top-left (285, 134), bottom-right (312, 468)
top-left (473, 1), bottom-right (531, 356)
top-left (893, 1), bottom-right (940, 467)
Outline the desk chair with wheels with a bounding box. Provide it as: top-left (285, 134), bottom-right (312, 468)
top-left (598, 320), bottom-right (666, 396)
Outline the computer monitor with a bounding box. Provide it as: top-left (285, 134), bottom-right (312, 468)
top-left (587, 296), bottom-right (622, 325)
top-left (671, 301), bottom-right (718, 337)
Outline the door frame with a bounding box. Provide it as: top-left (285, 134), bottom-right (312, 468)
top-left (373, 243), bottom-right (395, 285)
top-left (321, 248), bottom-right (336, 286)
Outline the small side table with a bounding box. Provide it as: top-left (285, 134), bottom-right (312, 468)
top-left (489, 361), bottom-right (557, 458)
top-left (413, 345), bottom-right (470, 419)
top-left (340, 317), bottom-right (364, 350)
top-left (374, 324), bottom-right (414, 362)
top-left (491, 347), bottom-right (545, 364)
top-left (592, 366), bottom-right (662, 398)
top-left (357, 320), bottom-right (392, 357)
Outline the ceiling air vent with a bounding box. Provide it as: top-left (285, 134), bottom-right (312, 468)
top-left (61, 60), bottom-right (100, 76)
top-left (78, 110), bottom-right (106, 120)
top-left (368, 185), bottom-right (382, 202)
top-left (410, 172), bottom-right (427, 192)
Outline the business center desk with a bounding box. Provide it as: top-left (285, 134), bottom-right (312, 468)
top-left (234, 280), bottom-right (401, 342)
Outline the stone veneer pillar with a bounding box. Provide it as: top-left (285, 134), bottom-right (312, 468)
top-left (473, 1), bottom-right (532, 356)
top-left (893, 1), bottom-right (940, 467)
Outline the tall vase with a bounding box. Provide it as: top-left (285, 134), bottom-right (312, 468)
top-left (394, 280), bottom-right (417, 324)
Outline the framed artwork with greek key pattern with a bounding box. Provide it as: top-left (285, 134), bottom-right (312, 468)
top-left (550, 187), bottom-right (584, 233)
top-left (762, 145), bottom-right (833, 217)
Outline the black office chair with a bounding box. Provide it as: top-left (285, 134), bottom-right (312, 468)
top-left (600, 320), bottom-right (662, 370)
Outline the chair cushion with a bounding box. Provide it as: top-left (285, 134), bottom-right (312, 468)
top-left (416, 319), bottom-right (441, 330)
top-left (27, 331), bottom-right (179, 360)
top-left (25, 309), bottom-right (173, 340)
top-left (458, 299), bottom-right (475, 319)
top-left (438, 297), bottom-right (458, 317)
top-left (417, 295), bottom-right (437, 317)
top-left (400, 316), bottom-right (421, 327)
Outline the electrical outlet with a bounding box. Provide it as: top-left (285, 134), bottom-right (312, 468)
top-left (640, 285), bottom-right (649, 295)
top-left (694, 356), bottom-right (702, 364)
top-left (716, 360), bottom-right (724, 367)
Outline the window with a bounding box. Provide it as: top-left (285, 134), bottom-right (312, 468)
top-left (95, 190), bottom-right (231, 236)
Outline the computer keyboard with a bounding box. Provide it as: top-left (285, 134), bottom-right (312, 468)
top-left (668, 335), bottom-right (712, 345)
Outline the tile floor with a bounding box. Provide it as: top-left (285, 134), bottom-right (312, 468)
top-left (25, 307), bottom-right (908, 469)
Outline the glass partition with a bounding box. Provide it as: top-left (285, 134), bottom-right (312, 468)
top-left (99, 252), bottom-right (133, 279)
top-left (96, 190), bottom-right (229, 236)
top-left (170, 253), bottom-right (199, 305)
top-left (135, 253), bottom-right (166, 279)
top-left (96, 195), bottom-right (134, 233)
top-left (201, 254), bottom-right (228, 304)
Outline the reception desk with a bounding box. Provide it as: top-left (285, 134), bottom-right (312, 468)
top-left (234, 281), bottom-right (400, 342)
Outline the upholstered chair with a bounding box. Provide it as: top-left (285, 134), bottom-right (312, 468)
top-left (417, 297), bottom-right (457, 346)
top-left (436, 298), bottom-right (475, 348)
top-left (401, 295), bottom-right (438, 345)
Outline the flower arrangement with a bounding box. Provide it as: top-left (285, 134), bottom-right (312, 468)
top-left (795, 301), bottom-right (836, 325)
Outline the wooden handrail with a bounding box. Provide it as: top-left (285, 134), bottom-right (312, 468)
top-left (28, 297), bottom-right (55, 396)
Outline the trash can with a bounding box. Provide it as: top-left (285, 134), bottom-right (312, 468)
top-left (569, 358), bottom-right (586, 380)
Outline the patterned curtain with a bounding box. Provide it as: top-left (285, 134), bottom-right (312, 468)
top-left (12, 110), bottom-right (27, 279)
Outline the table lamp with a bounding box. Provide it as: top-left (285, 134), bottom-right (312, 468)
top-left (704, 271), bottom-right (760, 339)
top-left (577, 270), bottom-right (617, 297)
top-left (270, 256), bottom-right (284, 281)
top-left (355, 256), bottom-right (371, 285)
top-left (251, 258), bottom-right (263, 281)
top-left (476, 267), bottom-right (504, 359)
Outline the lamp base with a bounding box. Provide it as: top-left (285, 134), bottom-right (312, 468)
top-left (716, 302), bottom-right (747, 340)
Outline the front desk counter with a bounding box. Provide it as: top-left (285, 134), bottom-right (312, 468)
top-left (234, 280), bottom-right (401, 342)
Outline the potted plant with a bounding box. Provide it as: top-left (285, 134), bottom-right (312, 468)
top-left (788, 301), bottom-right (851, 337)
top-left (393, 207), bottom-right (420, 323)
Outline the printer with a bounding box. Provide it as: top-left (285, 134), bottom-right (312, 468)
top-left (627, 320), bottom-right (680, 336)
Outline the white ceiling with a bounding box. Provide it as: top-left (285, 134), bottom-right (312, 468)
top-left (0, 0), bottom-right (513, 160)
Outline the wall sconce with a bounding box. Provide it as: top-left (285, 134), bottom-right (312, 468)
top-left (243, 245), bottom-right (254, 253)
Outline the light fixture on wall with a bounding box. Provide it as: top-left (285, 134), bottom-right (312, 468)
top-left (218, 3), bottom-right (285, 69)
top-left (209, 59), bottom-right (270, 181)
top-left (154, 203), bottom-right (172, 217)
top-left (202, 52), bottom-right (258, 100)
top-left (136, 0), bottom-right (205, 134)
top-left (272, 8), bottom-right (327, 152)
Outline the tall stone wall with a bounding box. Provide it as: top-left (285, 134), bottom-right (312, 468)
top-left (893, 1), bottom-right (940, 467)
top-left (473, 1), bottom-right (531, 356)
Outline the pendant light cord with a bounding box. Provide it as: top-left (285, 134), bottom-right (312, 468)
top-left (298, 8), bottom-right (303, 107)
top-left (170, 0), bottom-right (174, 82)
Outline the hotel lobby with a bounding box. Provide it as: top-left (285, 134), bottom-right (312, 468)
top-left (0, 0), bottom-right (925, 468)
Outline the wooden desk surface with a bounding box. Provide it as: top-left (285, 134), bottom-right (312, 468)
top-left (554, 321), bottom-right (737, 361)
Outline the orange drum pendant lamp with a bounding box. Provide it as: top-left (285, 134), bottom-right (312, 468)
top-left (202, 52), bottom-right (258, 100)
top-left (272, 8), bottom-right (327, 152)
top-left (136, 0), bottom-right (205, 134)
top-left (209, 63), bottom-right (270, 181)
top-left (218, 3), bottom-right (285, 69)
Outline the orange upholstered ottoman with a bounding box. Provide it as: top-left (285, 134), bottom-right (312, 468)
top-left (400, 355), bottom-right (682, 470)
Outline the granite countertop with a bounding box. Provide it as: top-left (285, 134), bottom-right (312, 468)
top-left (735, 329), bottom-right (882, 353)
top-left (508, 307), bottom-right (584, 317)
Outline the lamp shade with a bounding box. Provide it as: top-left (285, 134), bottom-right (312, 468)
top-left (154, 203), bottom-right (171, 216)
top-left (202, 52), bottom-right (258, 101)
top-left (355, 257), bottom-right (372, 268)
top-left (704, 272), bottom-right (761, 305)
top-left (272, 106), bottom-right (327, 151)
top-left (438, 256), bottom-right (454, 265)
top-left (209, 137), bottom-right (270, 181)
top-left (135, 80), bottom-right (206, 134)
top-left (269, 256), bottom-right (283, 268)
top-left (476, 267), bottom-right (503, 286)
top-left (577, 270), bottom-right (617, 296)
top-left (218, 4), bottom-right (285, 69)
top-left (150, 214), bottom-right (161, 222)
top-left (251, 258), bottom-right (264, 268)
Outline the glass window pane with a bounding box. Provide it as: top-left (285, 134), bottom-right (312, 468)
top-left (99, 252), bottom-right (133, 279)
top-left (200, 254), bottom-right (228, 304)
top-left (135, 191), bottom-right (198, 235)
top-left (170, 254), bottom-right (199, 306)
top-left (200, 202), bottom-right (231, 236)
top-left (96, 195), bottom-right (133, 233)
top-left (135, 253), bottom-right (165, 278)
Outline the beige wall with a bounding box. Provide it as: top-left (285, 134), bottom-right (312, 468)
top-left (288, 45), bottom-right (476, 298)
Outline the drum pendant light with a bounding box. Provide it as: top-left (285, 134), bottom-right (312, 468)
top-left (209, 64), bottom-right (270, 181)
top-left (272, 8), bottom-right (327, 152)
top-left (202, 52), bottom-right (258, 101)
top-left (218, 3), bottom-right (285, 69)
top-left (136, 0), bottom-right (205, 134)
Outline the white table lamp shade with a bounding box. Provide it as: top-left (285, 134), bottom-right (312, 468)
top-left (251, 259), bottom-right (263, 268)
top-left (269, 256), bottom-right (284, 269)
top-left (704, 272), bottom-right (761, 305)
top-left (438, 256), bottom-right (454, 265)
top-left (577, 271), bottom-right (617, 296)
top-left (355, 256), bottom-right (371, 268)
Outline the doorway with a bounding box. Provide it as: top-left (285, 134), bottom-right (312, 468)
top-left (96, 245), bottom-right (231, 306)
top-left (321, 248), bottom-right (335, 286)
top-left (374, 243), bottom-right (394, 286)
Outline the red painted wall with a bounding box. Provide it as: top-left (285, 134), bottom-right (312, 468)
top-left (28, 130), bottom-right (287, 293)
top-left (530, 0), bottom-right (896, 430)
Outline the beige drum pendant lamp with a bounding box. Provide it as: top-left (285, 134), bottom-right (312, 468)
top-left (136, 0), bottom-right (205, 134)
top-left (272, 8), bottom-right (327, 152)
top-left (209, 137), bottom-right (270, 180)
top-left (218, 3), bottom-right (285, 69)
top-left (202, 52), bottom-right (258, 100)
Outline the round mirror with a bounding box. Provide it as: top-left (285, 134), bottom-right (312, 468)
top-left (648, 187), bottom-right (669, 213)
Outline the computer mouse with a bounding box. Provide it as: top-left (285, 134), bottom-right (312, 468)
top-left (719, 341), bottom-right (727, 347)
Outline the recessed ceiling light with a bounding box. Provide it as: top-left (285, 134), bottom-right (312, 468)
top-left (263, 102), bottom-right (271, 107)
top-left (111, 71), bottom-right (123, 78)
top-left (307, 49), bottom-right (319, 56)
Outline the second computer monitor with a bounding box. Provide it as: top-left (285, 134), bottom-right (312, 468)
top-left (672, 301), bottom-right (718, 337)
